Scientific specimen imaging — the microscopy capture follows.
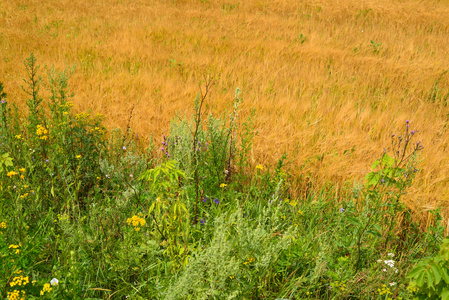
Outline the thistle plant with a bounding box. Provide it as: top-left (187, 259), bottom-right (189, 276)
top-left (351, 120), bottom-right (423, 271)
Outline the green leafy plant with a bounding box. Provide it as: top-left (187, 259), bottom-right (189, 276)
top-left (408, 238), bottom-right (449, 299)
top-left (139, 160), bottom-right (189, 264)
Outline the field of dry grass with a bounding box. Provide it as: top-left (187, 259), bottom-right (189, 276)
top-left (1, 0), bottom-right (449, 228)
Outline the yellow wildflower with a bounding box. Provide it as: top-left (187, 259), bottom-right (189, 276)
top-left (10, 275), bottom-right (29, 287)
top-left (255, 164), bottom-right (264, 171)
top-left (0, 221), bottom-right (6, 228)
top-left (40, 283), bottom-right (52, 295)
top-left (7, 290), bottom-right (25, 300)
top-left (7, 171), bottom-right (17, 177)
top-left (9, 244), bottom-right (21, 255)
top-left (75, 155), bottom-right (82, 159)
top-left (220, 183), bottom-right (228, 188)
top-left (36, 125), bottom-right (48, 140)
top-left (126, 215), bottom-right (146, 231)
top-left (15, 135), bottom-right (22, 139)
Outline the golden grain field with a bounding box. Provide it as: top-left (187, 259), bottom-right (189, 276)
top-left (1, 0), bottom-right (449, 228)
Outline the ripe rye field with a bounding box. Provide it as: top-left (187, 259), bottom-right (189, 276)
top-left (1, 0), bottom-right (449, 228)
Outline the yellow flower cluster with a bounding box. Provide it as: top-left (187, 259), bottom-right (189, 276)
top-left (40, 283), bottom-right (52, 295)
top-left (36, 125), bottom-right (48, 140)
top-left (377, 284), bottom-right (392, 296)
top-left (255, 164), bottom-right (264, 171)
top-left (331, 280), bottom-right (347, 292)
top-left (15, 134), bottom-right (23, 140)
top-left (407, 284), bottom-right (419, 293)
top-left (285, 198), bottom-right (298, 207)
top-left (10, 275), bottom-right (29, 287)
top-left (75, 155), bottom-right (82, 159)
top-left (58, 213), bottom-right (70, 222)
top-left (220, 183), bottom-right (228, 188)
top-left (75, 112), bottom-right (90, 120)
top-left (7, 171), bottom-right (17, 177)
top-left (126, 215), bottom-right (146, 231)
top-left (0, 221), bottom-right (6, 228)
top-left (7, 290), bottom-right (25, 300)
top-left (243, 257), bottom-right (255, 265)
top-left (9, 244), bottom-right (21, 255)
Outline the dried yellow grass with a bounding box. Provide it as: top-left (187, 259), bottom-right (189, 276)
top-left (1, 0), bottom-right (449, 228)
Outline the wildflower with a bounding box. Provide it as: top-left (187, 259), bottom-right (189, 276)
top-left (0, 221), bottom-right (6, 228)
top-left (389, 282), bottom-right (396, 286)
top-left (200, 218), bottom-right (205, 224)
top-left (19, 168), bottom-right (25, 172)
top-left (340, 208), bottom-right (345, 212)
top-left (10, 275), bottom-right (29, 287)
top-left (384, 259), bottom-right (395, 268)
top-left (50, 278), bottom-right (59, 286)
top-left (123, 146), bottom-right (126, 150)
top-left (7, 171), bottom-right (17, 177)
top-left (255, 164), bottom-right (264, 171)
top-left (40, 283), bottom-right (52, 295)
top-left (9, 243), bottom-right (21, 254)
top-left (387, 253), bottom-right (394, 257)
top-left (15, 134), bottom-right (22, 139)
top-left (7, 290), bottom-right (25, 300)
top-left (214, 198), bottom-right (220, 205)
top-left (106, 174), bottom-right (110, 179)
top-left (220, 183), bottom-right (227, 188)
top-left (36, 125), bottom-right (48, 140)
top-left (129, 174), bottom-right (133, 178)
top-left (75, 155), bottom-right (81, 159)
top-left (127, 215), bottom-right (146, 231)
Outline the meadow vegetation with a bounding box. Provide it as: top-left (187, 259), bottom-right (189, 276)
top-left (0, 53), bottom-right (448, 299)
top-left (1, 0), bottom-right (449, 299)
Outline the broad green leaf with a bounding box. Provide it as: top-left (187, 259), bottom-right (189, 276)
top-left (408, 265), bottom-right (426, 279)
top-left (441, 268), bottom-right (449, 283)
top-left (416, 270), bottom-right (426, 287)
top-left (425, 269), bottom-right (434, 290)
top-left (441, 288), bottom-right (449, 300)
top-left (382, 154), bottom-right (394, 167)
top-left (431, 263), bottom-right (442, 285)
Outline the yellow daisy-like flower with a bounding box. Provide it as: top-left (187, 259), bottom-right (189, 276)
top-left (19, 168), bottom-right (25, 172)
top-left (126, 215), bottom-right (146, 231)
top-left (0, 221), bottom-right (6, 229)
top-left (7, 171), bottom-right (18, 177)
top-left (255, 164), bottom-right (264, 171)
top-left (8, 244), bottom-right (21, 255)
top-left (220, 183), bottom-right (228, 188)
top-left (75, 155), bottom-right (82, 159)
top-left (40, 283), bottom-right (52, 295)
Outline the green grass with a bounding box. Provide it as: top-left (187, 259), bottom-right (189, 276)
top-left (0, 54), bottom-right (447, 299)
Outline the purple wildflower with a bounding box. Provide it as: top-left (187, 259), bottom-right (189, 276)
top-left (340, 208), bottom-right (345, 212)
top-left (214, 198), bottom-right (219, 205)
